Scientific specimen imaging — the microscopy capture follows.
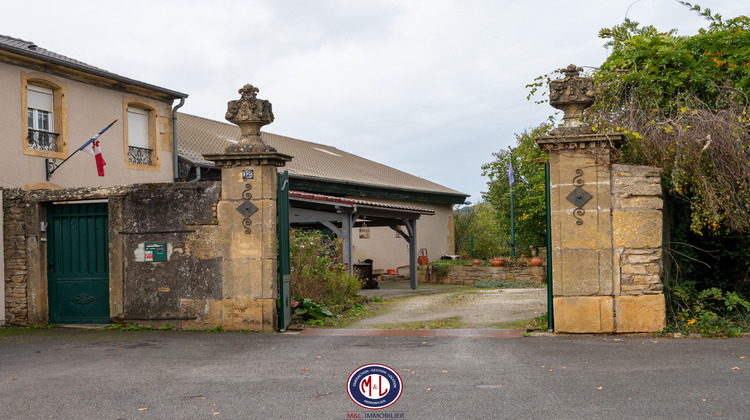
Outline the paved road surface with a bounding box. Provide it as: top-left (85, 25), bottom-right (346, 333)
top-left (1, 328), bottom-right (748, 419)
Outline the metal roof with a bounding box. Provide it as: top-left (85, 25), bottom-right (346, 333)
top-left (289, 190), bottom-right (435, 215)
top-left (177, 112), bottom-right (466, 198)
top-left (0, 34), bottom-right (187, 99)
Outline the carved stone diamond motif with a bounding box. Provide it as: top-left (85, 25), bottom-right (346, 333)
top-left (566, 186), bottom-right (593, 209)
top-left (236, 200), bottom-right (258, 218)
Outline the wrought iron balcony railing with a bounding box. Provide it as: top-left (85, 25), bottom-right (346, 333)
top-left (28, 129), bottom-right (59, 152)
top-left (128, 145), bottom-right (152, 165)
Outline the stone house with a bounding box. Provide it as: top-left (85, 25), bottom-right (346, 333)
top-left (0, 34), bottom-right (465, 328)
top-left (0, 34), bottom-right (188, 190)
top-left (1, 34), bottom-right (186, 325)
top-left (176, 112), bottom-right (468, 273)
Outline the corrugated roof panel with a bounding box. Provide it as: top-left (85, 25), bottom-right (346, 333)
top-left (289, 190), bottom-right (435, 214)
top-left (177, 112), bottom-right (465, 197)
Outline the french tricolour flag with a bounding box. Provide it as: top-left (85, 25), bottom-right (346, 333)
top-left (78, 119), bottom-right (117, 177)
top-left (81, 139), bottom-right (106, 176)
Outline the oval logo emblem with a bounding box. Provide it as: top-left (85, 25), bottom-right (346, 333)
top-left (347, 364), bottom-right (403, 410)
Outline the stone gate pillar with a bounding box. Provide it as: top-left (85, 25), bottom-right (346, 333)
top-left (205, 84), bottom-right (291, 331)
top-left (535, 65), bottom-right (666, 333)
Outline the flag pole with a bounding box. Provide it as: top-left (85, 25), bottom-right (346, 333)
top-left (45, 119), bottom-right (117, 181)
top-left (509, 149), bottom-right (516, 259)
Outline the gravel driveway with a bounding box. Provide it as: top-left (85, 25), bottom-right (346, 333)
top-left (351, 281), bottom-right (547, 328)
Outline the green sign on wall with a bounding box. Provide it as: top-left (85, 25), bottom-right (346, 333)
top-left (145, 242), bottom-right (168, 262)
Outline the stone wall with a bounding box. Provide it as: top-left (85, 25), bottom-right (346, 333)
top-left (611, 164), bottom-right (664, 295)
top-left (12, 182), bottom-right (226, 328)
top-left (118, 182), bottom-right (223, 326)
top-left (2, 188), bottom-right (28, 324)
top-left (421, 265), bottom-right (546, 285)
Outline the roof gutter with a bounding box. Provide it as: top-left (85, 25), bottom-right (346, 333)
top-left (172, 98), bottom-right (186, 182)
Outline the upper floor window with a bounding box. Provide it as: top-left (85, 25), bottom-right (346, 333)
top-left (127, 107), bottom-right (151, 165)
top-left (22, 75), bottom-right (67, 159)
top-left (27, 85), bottom-right (57, 151)
top-left (123, 99), bottom-right (160, 171)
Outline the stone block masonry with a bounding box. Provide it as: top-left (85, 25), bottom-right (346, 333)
top-left (3, 189), bottom-right (28, 325)
top-left (422, 265), bottom-right (546, 285)
top-left (201, 83), bottom-right (292, 331)
top-left (119, 182), bottom-right (223, 325)
top-left (535, 64), bottom-right (666, 334)
top-left (611, 164), bottom-right (664, 296)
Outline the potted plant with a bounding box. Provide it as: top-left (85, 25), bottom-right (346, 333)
top-left (491, 257), bottom-right (506, 267)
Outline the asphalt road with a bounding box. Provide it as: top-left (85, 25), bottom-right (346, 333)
top-left (1, 328), bottom-right (749, 419)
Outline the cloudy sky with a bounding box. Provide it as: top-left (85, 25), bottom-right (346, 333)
top-left (2, 0), bottom-right (747, 202)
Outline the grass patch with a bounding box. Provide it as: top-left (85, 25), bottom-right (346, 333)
top-left (107, 323), bottom-right (156, 331)
top-left (370, 316), bottom-right (465, 330)
top-left (492, 312), bottom-right (548, 330)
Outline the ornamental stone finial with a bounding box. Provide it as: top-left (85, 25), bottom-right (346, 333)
top-left (549, 64), bottom-right (595, 134)
top-left (224, 83), bottom-right (277, 153)
top-left (204, 83), bottom-right (292, 168)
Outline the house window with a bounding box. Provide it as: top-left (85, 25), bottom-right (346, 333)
top-left (22, 74), bottom-right (67, 159)
top-left (123, 99), bottom-right (160, 171)
top-left (27, 85), bottom-right (57, 151)
top-left (127, 107), bottom-right (152, 165)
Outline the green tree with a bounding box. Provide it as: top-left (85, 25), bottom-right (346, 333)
top-left (481, 122), bottom-right (551, 254)
top-left (453, 202), bottom-right (506, 259)
top-left (587, 3), bottom-right (750, 298)
top-left (591, 4), bottom-right (750, 234)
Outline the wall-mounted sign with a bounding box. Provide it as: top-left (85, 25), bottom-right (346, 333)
top-left (144, 242), bottom-right (168, 262)
top-left (242, 169), bottom-right (254, 180)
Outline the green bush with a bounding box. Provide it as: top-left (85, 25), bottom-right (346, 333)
top-left (667, 283), bottom-right (750, 337)
top-left (290, 229), bottom-right (361, 310)
top-left (294, 298), bottom-right (334, 320)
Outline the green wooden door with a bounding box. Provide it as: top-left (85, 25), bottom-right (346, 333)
top-left (47, 203), bottom-right (110, 324)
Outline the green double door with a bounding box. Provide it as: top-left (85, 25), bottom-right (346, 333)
top-left (47, 203), bottom-right (110, 324)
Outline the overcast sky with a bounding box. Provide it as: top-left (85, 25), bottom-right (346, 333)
top-left (2, 0), bottom-right (747, 202)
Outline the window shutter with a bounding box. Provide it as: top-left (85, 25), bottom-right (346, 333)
top-left (27, 85), bottom-right (54, 112)
top-left (127, 107), bottom-right (149, 148)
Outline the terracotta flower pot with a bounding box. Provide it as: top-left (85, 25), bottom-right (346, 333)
top-left (530, 257), bottom-right (543, 267)
top-left (491, 258), bottom-right (505, 267)
top-left (472, 259), bottom-right (481, 267)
